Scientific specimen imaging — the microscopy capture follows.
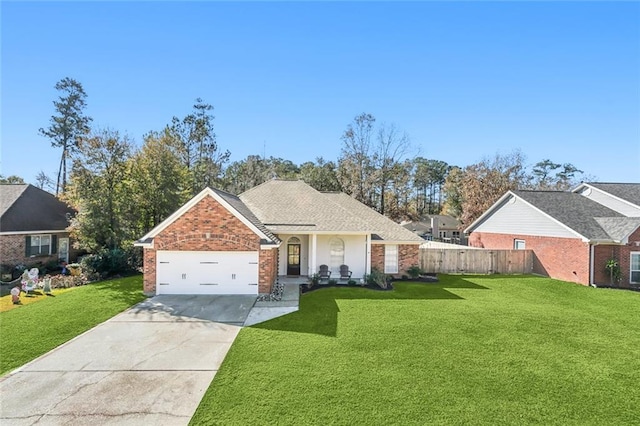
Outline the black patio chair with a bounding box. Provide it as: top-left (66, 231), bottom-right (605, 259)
top-left (318, 265), bottom-right (331, 281)
top-left (339, 265), bottom-right (352, 280)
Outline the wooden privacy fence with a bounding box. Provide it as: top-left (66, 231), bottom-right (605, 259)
top-left (419, 248), bottom-right (534, 275)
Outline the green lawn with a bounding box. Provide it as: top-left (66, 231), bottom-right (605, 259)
top-left (0, 275), bottom-right (146, 376)
top-left (191, 275), bottom-right (640, 425)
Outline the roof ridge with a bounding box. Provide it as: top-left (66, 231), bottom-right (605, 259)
top-left (209, 186), bottom-right (241, 199)
top-left (239, 178), bottom-right (303, 196)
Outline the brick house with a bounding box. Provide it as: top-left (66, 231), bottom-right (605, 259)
top-left (464, 183), bottom-right (640, 288)
top-left (0, 184), bottom-right (77, 270)
top-left (135, 180), bottom-right (423, 296)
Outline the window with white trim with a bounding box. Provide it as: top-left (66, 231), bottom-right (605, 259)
top-left (514, 239), bottom-right (526, 250)
top-left (27, 235), bottom-right (56, 256)
top-left (385, 245), bottom-right (398, 274)
top-left (631, 252), bottom-right (640, 284)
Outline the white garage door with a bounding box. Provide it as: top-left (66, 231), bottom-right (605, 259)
top-left (156, 251), bottom-right (259, 295)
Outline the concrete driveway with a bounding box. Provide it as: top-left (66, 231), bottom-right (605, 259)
top-left (0, 295), bottom-right (257, 426)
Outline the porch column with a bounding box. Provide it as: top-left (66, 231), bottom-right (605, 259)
top-left (310, 234), bottom-right (317, 276)
top-left (365, 234), bottom-right (371, 275)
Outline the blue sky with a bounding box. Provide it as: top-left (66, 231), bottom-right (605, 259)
top-left (2, 1), bottom-right (639, 185)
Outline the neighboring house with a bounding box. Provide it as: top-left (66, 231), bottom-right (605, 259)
top-left (402, 215), bottom-right (462, 243)
top-left (0, 184), bottom-right (76, 267)
top-left (464, 182), bottom-right (640, 288)
top-left (135, 180), bottom-right (424, 296)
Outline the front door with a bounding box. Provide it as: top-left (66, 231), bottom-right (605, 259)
top-left (287, 243), bottom-right (301, 276)
top-left (58, 238), bottom-right (69, 263)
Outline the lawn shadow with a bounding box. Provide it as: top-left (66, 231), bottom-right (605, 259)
top-left (250, 277), bottom-right (488, 338)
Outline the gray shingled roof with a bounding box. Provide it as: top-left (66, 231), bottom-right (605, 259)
top-left (402, 221), bottom-right (431, 235)
top-left (0, 184), bottom-right (28, 217)
top-left (240, 180), bottom-right (423, 243)
top-left (240, 180), bottom-right (371, 233)
top-left (1, 184), bottom-right (74, 232)
top-left (324, 192), bottom-right (424, 242)
top-left (211, 187), bottom-right (280, 244)
top-left (513, 190), bottom-right (625, 241)
top-left (589, 183), bottom-right (640, 207)
top-left (594, 217), bottom-right (640, 241)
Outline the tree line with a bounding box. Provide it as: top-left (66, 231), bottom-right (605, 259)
top-left (16, 77), bottom-right (588, 253)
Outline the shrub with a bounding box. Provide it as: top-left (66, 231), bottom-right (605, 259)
top-left (126, 246), bottom-right (143, 270)
top-left (406, 265), bottom-right (423, 279)
top-left (347, 279), bottom-right (357, 286)
top-left (605, 259), bottom-right (621, 285)
top-left (42, 259), bottom-right (62, 275)
top-left (310, 273), bottom-right (320, 286)
top-left (50, 274), bottom-right (90, 288)
top-left (81, 247), bottom-right (140, 278)
top-left (367, 268), bottom-right (389, 289)
top-left (328, 279), bottom-right (338, 285)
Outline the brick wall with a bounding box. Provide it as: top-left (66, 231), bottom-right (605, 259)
top-left (259, 248), bottom-right (278, 293)
top-left (0, 232), bottom-right (77, 267)
top-left (398, 244), bottom-right (420, 276)
top-left (142, 195), bottom-right (274, 295)
top-left (594, 226), bottom-right (640, 288)
top-left (470, 232), bottom-right (590, 285)
top-left (370, 244), bottom-right (420, 278)
top-left (371, 245), bottom-right (384, 272)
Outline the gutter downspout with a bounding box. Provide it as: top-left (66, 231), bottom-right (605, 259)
top-left (589, 243), bottom-right (596, 287)
top-left (365, 234), bottom-right (371, 276)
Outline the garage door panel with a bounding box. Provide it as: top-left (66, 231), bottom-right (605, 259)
top-left (156, 251), bottom-right (259, 295)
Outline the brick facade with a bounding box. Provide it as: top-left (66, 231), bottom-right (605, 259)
top-left (399, 244), bottom-right (420, 275)
top-left (371, 245), bottom-right (384, 272)
top-left (470, 232), bottom-right (590, 285)
top-left (371, 243), bottom-right (420, 277)
top-left (0, 232), bottom-right (78, 267)
top-left (142, 195), bottom-right (276, 295)
top-left (593, 227), bottom-right (640, 288)
top-left (259, 248), bottom-right (278, 294)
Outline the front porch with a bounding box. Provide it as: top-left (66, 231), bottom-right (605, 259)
top-left (277, 275), bottom-right (364, 286)
top-left (277, 233), bottom-right (371, 280)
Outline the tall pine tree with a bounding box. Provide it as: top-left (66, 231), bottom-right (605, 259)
top-left (39, 77), bottom-right (92, 195)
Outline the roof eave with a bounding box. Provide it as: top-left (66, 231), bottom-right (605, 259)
top-left (0, 229), bottom-right (70, 236)
top-left (138, 187), bottom-right (273, 243)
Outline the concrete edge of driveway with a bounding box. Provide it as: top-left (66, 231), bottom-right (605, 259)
top-left (0, 295), bottom-right (254, 425)
top-left (2, 285), bottom-right (301, 382)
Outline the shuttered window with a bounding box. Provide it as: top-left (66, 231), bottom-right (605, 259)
top-left (26, 234), bottom-right (56, 256)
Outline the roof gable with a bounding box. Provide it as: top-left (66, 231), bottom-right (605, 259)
top-left (465, 190), bottom-right (628, 242)
top-left (573, 182), bottom-right (640, 217)
top-left (514, 191), bottom-right (623, 241)
top-left (136, 187), bottom-right (278, 245)
top-left (594, 217), bottom-right (640, 243)
top-left (0, 184), bottom-right (74, 233)
top-left (588, 183), bottom-right (640, 207)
